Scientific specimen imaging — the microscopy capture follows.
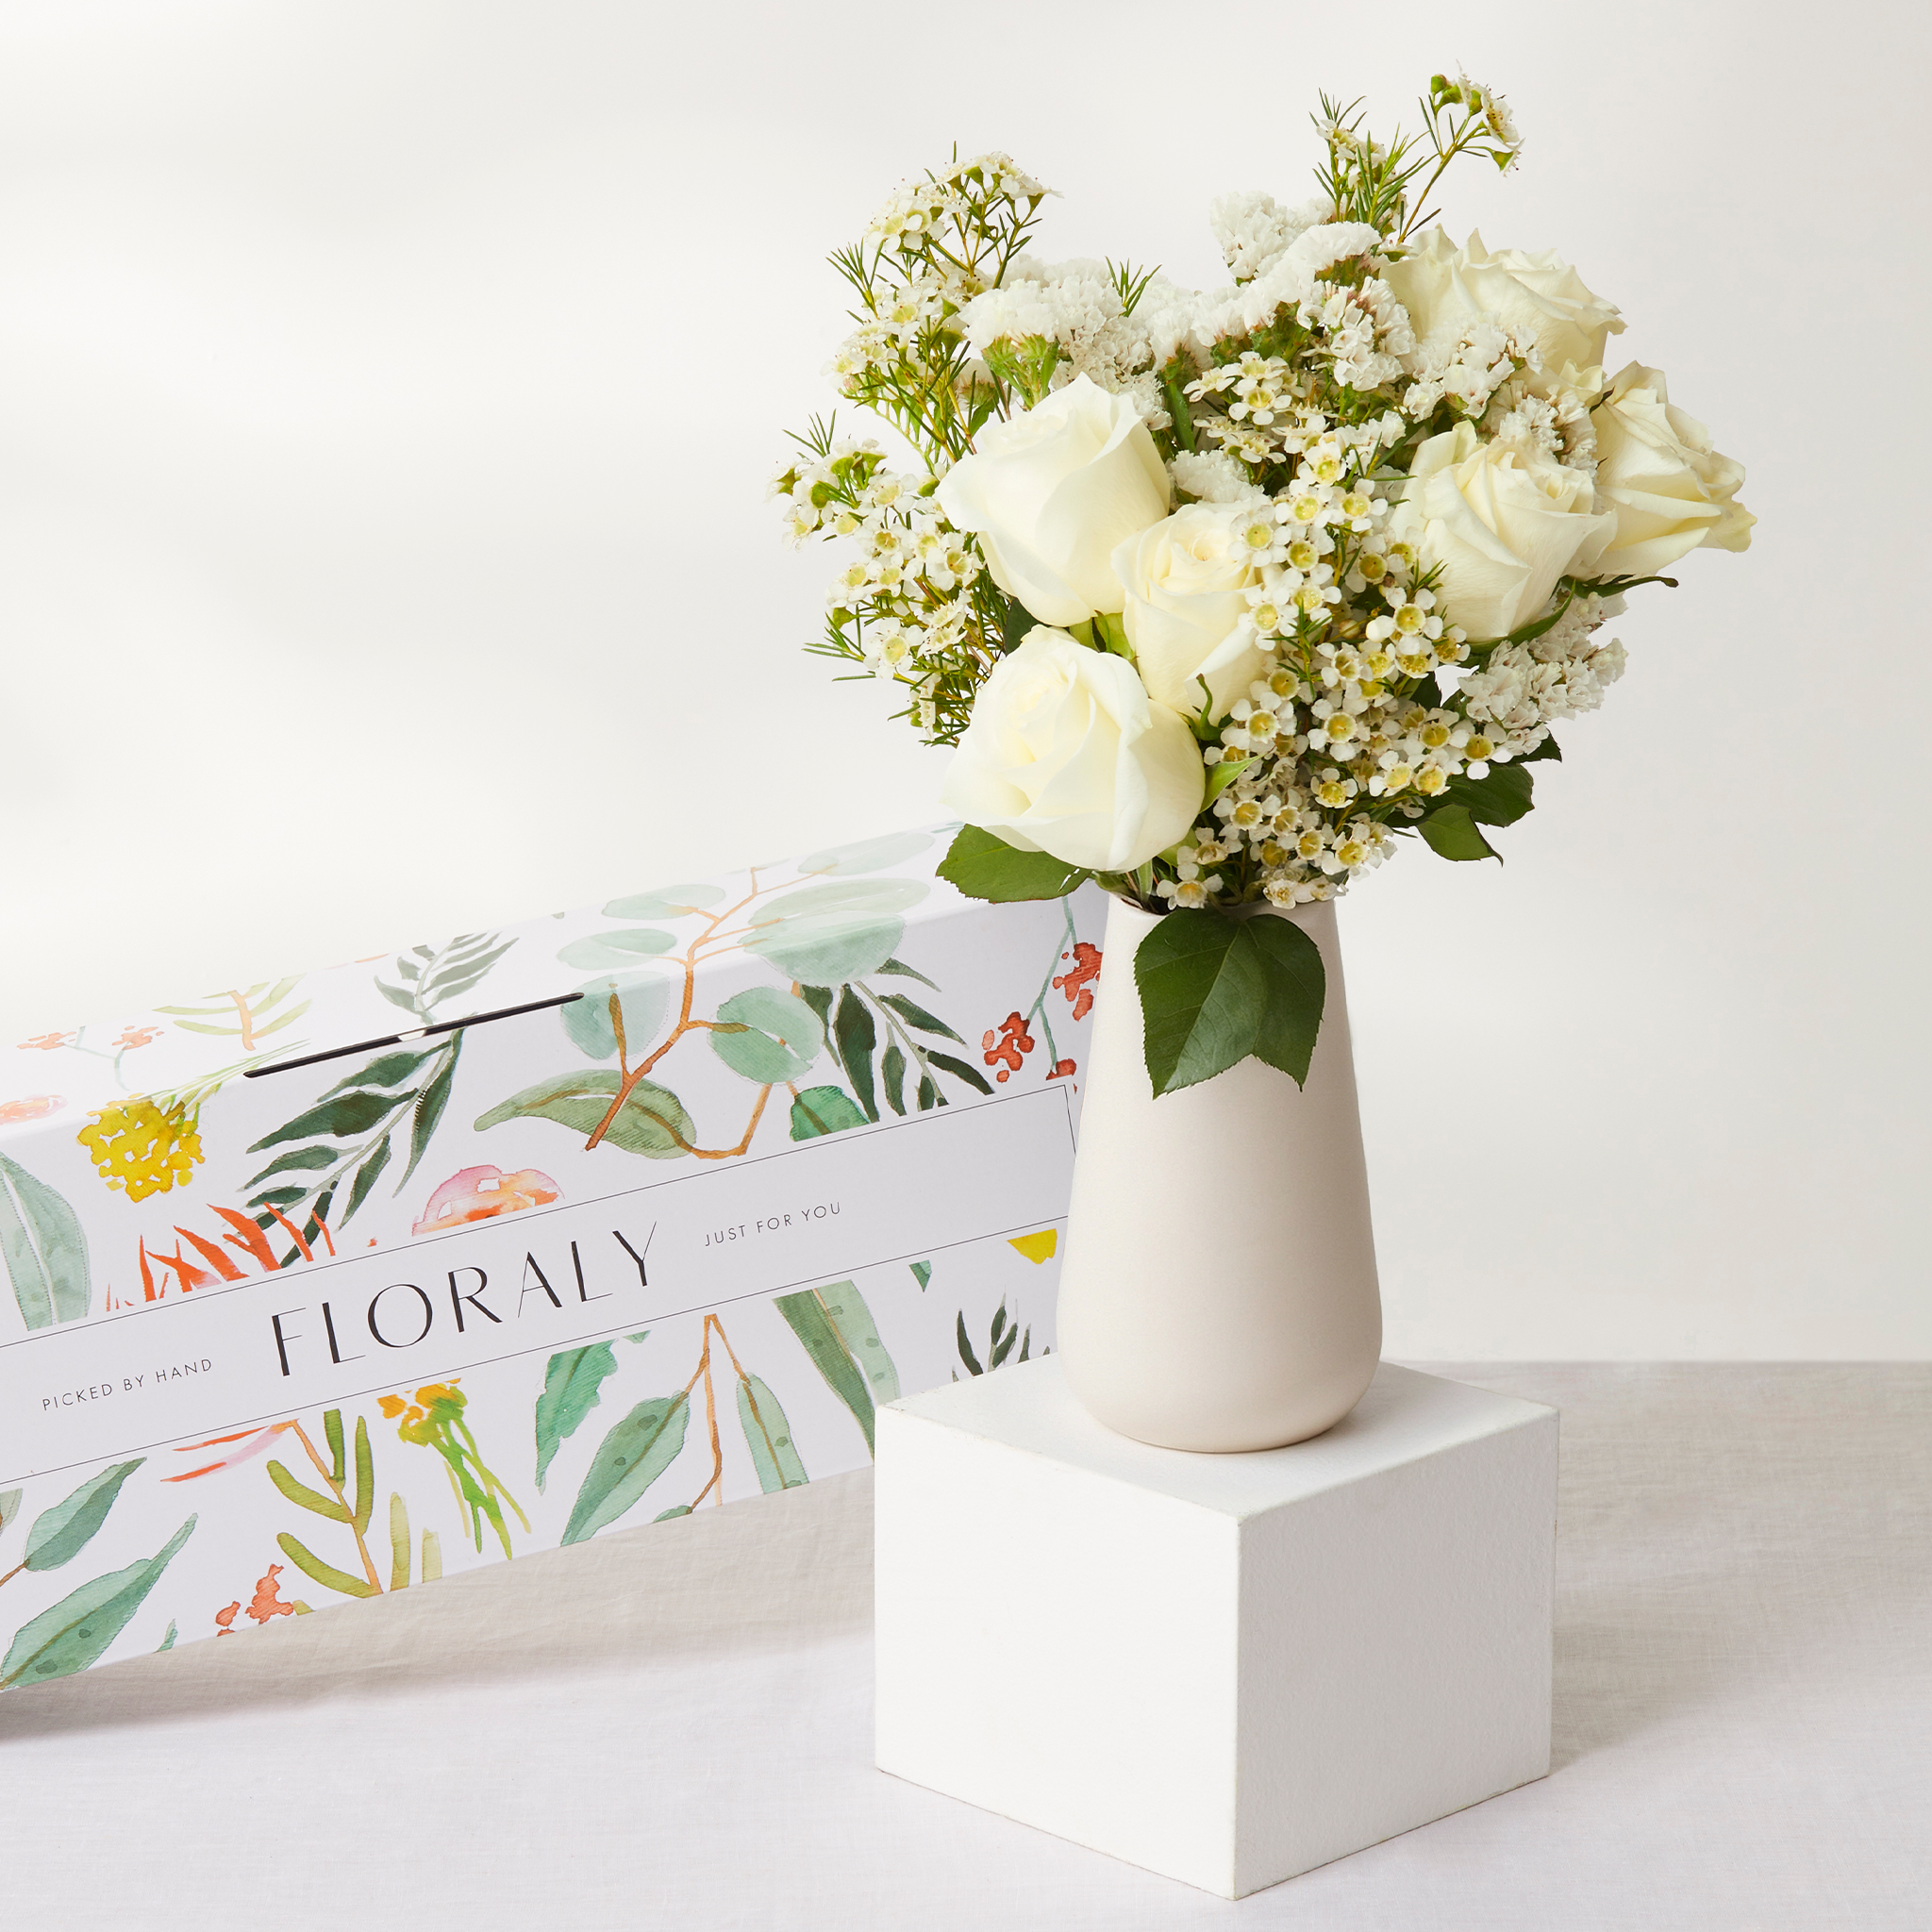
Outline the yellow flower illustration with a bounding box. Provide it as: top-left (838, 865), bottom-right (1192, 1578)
top-left (76, 1096), bottom-right (205, 1200)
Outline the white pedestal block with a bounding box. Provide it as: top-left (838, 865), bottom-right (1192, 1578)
top-left (874, 1357), bottom-right (1557, 1899)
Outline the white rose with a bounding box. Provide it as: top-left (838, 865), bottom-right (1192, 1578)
top-left (1591, 363), bottom-right (1755, 575)
top-left (941, 627), bottom-right (1205, 872)
top-left (1386, 227), bottom-right (1624, 375)
top-left (935, 374), bottom-right (1170, 625)
top-left (1406, 421), bottom-right (1616, 639)
top-left (1110, 505), bottom-right (1271, 717)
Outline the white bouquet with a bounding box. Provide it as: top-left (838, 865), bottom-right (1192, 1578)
top-left (773, 75), bottom-right (1751, 1094)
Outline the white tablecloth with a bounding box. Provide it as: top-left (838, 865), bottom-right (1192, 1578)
top-left (4, 1365), bottom-right (1926, 1930)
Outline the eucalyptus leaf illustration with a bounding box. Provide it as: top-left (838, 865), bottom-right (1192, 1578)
top-left (475, 1071), bottom-right (694, 1158)
top-left (558, 928), bottom-right (677, 972)
top-left (741, 877), bottom-right (927, 984)
top-left (736, 1374), bottom-right (808, 1493)
top-left (21, 1460), bottom-right (145, 1572)
top-left (0, 1516), bottom-right (196, 1690)
top-left (708, 986), bottom-right (824, 1085)
top-left (561, 1392), bottom-right (691, 1544)
top-left (791, 830), bottom-right (933, 876)
top-left (815, 1280), bottom-right (900, 1407)
top-left (0, 1152), bottom-right (91, 1331)
top-left (774, 1283), bottom-right (901, 1456)
top-left (563, 972), bottom-right (671, 1062)
top-left (602, 883), bottom-right (725, 921)
top-left (534, 1341), bottom-right (621, 1491)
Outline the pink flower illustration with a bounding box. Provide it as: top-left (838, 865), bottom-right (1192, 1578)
top-left (0, 1094), bottom-right (63, 1124)
top-left (412, 1164), bottom-right (560, 1237)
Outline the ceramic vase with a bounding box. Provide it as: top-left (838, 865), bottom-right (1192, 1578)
top-left (1055, 895), bottom-right (1382, 1453)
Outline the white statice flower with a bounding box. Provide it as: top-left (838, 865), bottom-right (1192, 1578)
top-left (1208, 192), bottom-right (1331, 283)
top-left (1171, 447), bottom-right (1263, 505)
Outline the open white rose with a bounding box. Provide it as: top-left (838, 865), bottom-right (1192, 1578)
top-left (1406, 421), bottom-right (1616, 639)
top-left (935, 374), bottom-right (1170, 625)
top-left (1591, 363), bottom-right (1755, 575)
top-left (941, 626), bottom-right (1205, 872)
top-left (1386, 227), bottom-right (1624, 375)
top-left (1111, 505), bottom-right (1271, 717)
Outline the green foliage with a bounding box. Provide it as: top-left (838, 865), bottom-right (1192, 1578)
top-left (774, 1283), bottom-right (900, 1457)
top-left (22, 1461), bottom-right (145, 1572)
top-left (534, 1342), bottom-right (621, 1491)
top-left (157, 976), bottom-right (308, 1042)
top-left (276, 1530), bottom-right (375, 1600)
top-left (793, 831), bottom-right (933, 876)
top-left (1135, 910), bottom-right (1326, 1096)
top-left (0, 1152), bottom-right (91, 1331)
top-left (475, 1070), bottom-right (694, 1158)
top-left (563, 972), bottom-right (671, 1061)
top-left (789, 1085), bottom-right (869, 1140)
top-left (602, 883), bottom-right (724, 920)
top-left (1442, 761), bottom-right (1535, 826)
top-left (957, 1300), bottom-right (1037, 1377)
top-left (938, 825), bottom-right (1090, 903)
top-left (375, 932), bottom-right (517, 1024)
top-left (561, 1393), bottom-right (691, 1544)
top-left (710, 987), bottom-right (825, 1085)
top-left (742, 876), bottom-right (924, 984)
top-left (558, 928), bottom-right (676, 972)
top-left (736, 1375), bottom-right (809, 1494)
top-left (1417, 805), bottom-right (1500, 862)
top-left (832, 990), bottom-right (878, 1122)
top-left (0, 1517), bottom-right (196, 1690)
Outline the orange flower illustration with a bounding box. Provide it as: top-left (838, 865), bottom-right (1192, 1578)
top-left (412, 1164), bottom-right (559, 1237)
top-left (111, 1024), bottom-right (163, 1050)
top-left (981, 1012), bottom-right (1035, 1084)
top-left (17, 1033), bottom-right (73, 1052)
top-left (1051, 941), bottom-right (1102, 1022)
top-left (0, 1094), bottom-right (63, 1124)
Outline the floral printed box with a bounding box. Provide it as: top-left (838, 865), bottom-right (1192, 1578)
top-left (0, 826), bottom-right (1105, 1692)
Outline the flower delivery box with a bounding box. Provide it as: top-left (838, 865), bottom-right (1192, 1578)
top-left (0, 827), bottom-right (1103, 1691)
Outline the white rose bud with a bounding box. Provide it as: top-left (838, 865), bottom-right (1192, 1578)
top-left (1591, 363), bottom-right (1754, 575)
top-left (941, 627), bottom-right (1205, 873)
top-left (1406, 422), bottom-right (1616, 640)
top-left (1386, 228), bottom-right (1624, 377)
top-left (935, 374), bottom-right (1171, 625)
top-left (1110, 505), bottom-right (1271, 718)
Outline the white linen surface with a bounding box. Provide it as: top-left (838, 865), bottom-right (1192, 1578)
top-left (3, 1364), bottom-right (1925, 1930)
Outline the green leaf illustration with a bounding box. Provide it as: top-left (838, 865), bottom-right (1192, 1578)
top-left (400, 1040), bottom-right (461, 1191)
top-left (561, 1393), bottom-right (691, 1544)
top-left (788, 1085), bottom-right (868, 1141)
top-left (247, 1089), bottom-right (399, 1154)
top-left (156, 1621), bottom-right (177, 1653)
top-left (874, 991), bottom-right (964, 1044)
top-left (742, 877), bottom-right (926, 985)
top-left (343, 1137), bottom-right (392, 1222)
top-left (602, 884), bottom-right (724, 920)
top-left (534, 1341), bottom-right (621, 1491)
top-left (0, 1152), bottom-right (91, 1331)
top-left (389, 1493), bottom-right (411, 1591)
top-left (563, 970), bottom-right (671, 1062)
top-left (266, 1458), bottom-right (351, 1523)
top-left (351, 1416), bottom-right (374, 1537)
top-left (775, 1289), bottom-right (876, 1455)
top-left (909, 1260), bottom-right (931, 1291)
top-left (1134, 909), bottom-right (1325, 1097)
top-left (1417, 804), bottom-right (1500, 862)
top-left (875, 956), bottom-right (941, 990)
top-left (653, 1505), bottom-right (692, 1522)
top-left (881, 1041), bottom-right (908, 1116)
top-left (0, 1516), bottom-right (196, 1690)
top-left (475, 1071), bottom-right (695, 1159)
top-left (275, 1530), bottom-right (376, 1599)
top-left (319, 1049), bottom-right (434, 1099)
top-left (736, 1375), bottom-right (808, 1493)
top-left (710, 986), bottom-right (824, 1085)
top-left (325, 1408), bottom-right (346, 1487)
top-left (792, 831), bottom-right (932, 876)
top-left (0, 1490), bottom-right (21, 1537)
top-left (22, 1460), bottom-right (145, 1572)
top-left (956, 1310), bottom-right (984, 1376)
top-left (937, 825), bottom-right (1090, 903)
top-left (832, 989), bottom-right (878, 1122)
top-left (558, 928), bottom-right (678, 972)
top-left (815, 1280), bottom-right (900, 1407)
top-left (924, 1050), bottom-right (992, 1096)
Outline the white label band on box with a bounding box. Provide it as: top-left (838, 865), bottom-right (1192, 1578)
top-left (2, 1087), bottom-right (1077, 1487)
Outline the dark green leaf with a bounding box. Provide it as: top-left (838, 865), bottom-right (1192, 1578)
top-left (266, 1458), bottom-right (350, 1523)
top-left (736, 1374), bottom-right (809, 1493)
top-left (833, 990), bottom-right (878, 1123)
top-left (561, 1393), bottom-right (691, 1544)
top-left (916, 1074), bottom-right (940, 1110)
top-left (0, 1152), bottom-right (91, 1330)
top-left (319, 1050), bottom-right (433, 1099)
top-left (475, 1068), bottom-right (695, 1159)
top-left (275, 1530), bottom-right (375, 1599)
top-left (343, 1138), bottom-right (392, 1223)
top-left (937, 825), bottom-right (1090, 903)
top-left (399, 1040), bottom-right (461, 1189)
top-left (881, 1041), bottom-right (907, 1116)
top-left (925, 1050), bottom-right (993, 1096)
top-left (788, 1085), bottom-right (868, 1141)
top-left (1521, 732), bottom-right (1563, 764)
top-left (875, 957), bottom-right (941, 991)
top-left (1442, 761), bottom-right (1534, 826)
top-left (534, 1342), bottom-right (620, 1491)
top-left (956, 1311), bottom-right (985, 1376)
top-left (1246, 915), bottom-right (1326, 1089)
top-left (23, 1460), bottom-right (145, 1572)
top-left (248, 1089), bottom-right (400, 1155)
top-left (0, 1517), bottom-right (197, 1689)
top-left (909, 1260), bottom-right (931, 1291)
top-left (774, 1290), bottom-right (875, 1453)
top-left (250, 1145), bottom-right (340, 1183)
top-left (1134, 911), bottom-right (1267, 1096)
top-left (874, 991), bottom-right (964, 1044)
top-left (797, 984), bottom-right (834, 1033)
top-left (1418, 805), bottom-right (1501, 862)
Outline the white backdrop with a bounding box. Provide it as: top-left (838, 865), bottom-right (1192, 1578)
top-left (0, 0), bottom-right (1923, 1357)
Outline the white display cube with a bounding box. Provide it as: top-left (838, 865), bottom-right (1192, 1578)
top-left (874, 1357), bottom-right (1557, 1899)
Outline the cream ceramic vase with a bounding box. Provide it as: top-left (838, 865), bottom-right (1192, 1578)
top-left (1055, 895), bottom-right (1382, 1453)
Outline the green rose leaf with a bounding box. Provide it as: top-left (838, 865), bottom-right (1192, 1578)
top-left (936, 825), bottom-right (1091, 903)
top-left (1441, 761), bottom-right (1534, 826)
top-left (475, 1071), bottom-right (695, 1159)
top-left (709, 986), bottom-right (825, 1085)
top-left (558, 928), bottom-right (677, 972)
top-left (1134, 909), bottom-right (1326, 1097)
top-left (563, 971), bottom-right (671, 1062)
top-left (1417, 804), bottom-right (1502, 862)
